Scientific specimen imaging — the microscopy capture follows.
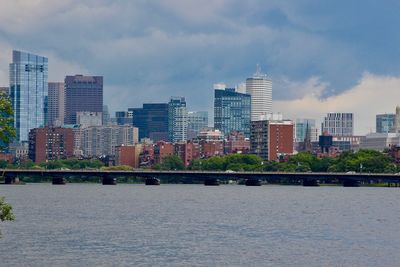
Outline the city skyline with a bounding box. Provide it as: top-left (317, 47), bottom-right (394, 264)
top-left (1, 2), bottom-right (400, 134)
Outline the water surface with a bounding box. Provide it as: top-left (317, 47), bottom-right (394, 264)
top-left (0, 184), bottom-right (399, 266)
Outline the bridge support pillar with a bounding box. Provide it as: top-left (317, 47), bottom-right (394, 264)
top-left (245, 179), bottom-right (262, 186)
top-left (102, 176), bottom-right (116, 185)
top-left (343, 180), bottom-right (360, 187)
top-left (52, 177), bottom-right (66, 185)
top-left (204, 178), bottom-right (220, 186)
top-left (303, 179), bottom-right (319, 186)
top-left (145, 177), bottom-right (160, 185)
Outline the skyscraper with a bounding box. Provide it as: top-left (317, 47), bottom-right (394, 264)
top-left (64, 75), bottom-right (103, 125)
top-left (246, 65), bottom-right (272, 121)
top-left (10, 50), bottom-right (48, 142)
top-left (214, 87), bottom-right (251, 137)
top-left (187, 111), bottom-right (208, 140)
top-left (295, 119), bottom-right (318, 142)
top-left (168, 97), bottom-right (188, 142)
top-left (376, 113), bottom-right (395, 133)
top-left (130, 103), bottom-right (169, 141)
top-left (48, 82), bottom-right (65, 127)
top-left (321, 113), bottom-right (353, 136)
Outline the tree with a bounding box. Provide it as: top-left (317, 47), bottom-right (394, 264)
top-left (0, 196), bottom-right (14, 222)
top-left (155, 155), bottom-right (185, 170)
top-left (0, 93), bottom-right (16, 150)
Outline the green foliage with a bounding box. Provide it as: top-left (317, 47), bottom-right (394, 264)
top-left (0, 160), bottom-right (7, 168)
top-left (0, 93), bottom-right (16, 150)
top-left (188, 154), bottom-right (263, 171)
top-left (39, 159), bottom-right (104, 170)
top-left (155, 155), bottom-right (185, 170)
top-left (0, 196), bottom-right (15, 222)
top-left (102, 165), bottom-right (132, 171)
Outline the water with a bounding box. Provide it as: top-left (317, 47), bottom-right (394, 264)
top-left (0, 184), bottom-right (399, 267)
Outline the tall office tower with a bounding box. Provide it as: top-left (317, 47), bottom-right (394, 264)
top-left (130, 103), bottom-right (169, 141)
top-left (250, 120), bottom-right (294, 161)
top-left (394, 106), bottom-right (400, 133)
top-left (246, 65), bottom-right (272, 121)
top-left (214, 87), bottom-right (251, 138)
top-left (64, 75), bottom-right (103, 125)
top-left (295, 119), bottom-right (318, 142)
top-left (187, 111), bottom-right (208, 140)
top-left (376, 113), bottom-right (395, 133)
top-left (115, 111), bottom-right (133, 125)
top-left (168, 97), bottom-right (188, 142)
top-left (321, 113), bottom-right (354, 136)
top-left (0, 87), bottom-right (9, 95)
top-left (48, 82), bottom-right (65, 127)
top-left (10, 50), bottom-right (48, 142)
top-left (102, 105), bottom-right (110, 126)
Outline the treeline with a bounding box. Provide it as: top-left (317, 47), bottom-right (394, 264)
top-left (156, 150), bottom-right (398, 173)
top-left (0, 159), bottom-right (104, 170)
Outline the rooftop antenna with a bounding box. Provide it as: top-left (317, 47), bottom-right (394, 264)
top-left (256, 63), bottom-right (261, 75)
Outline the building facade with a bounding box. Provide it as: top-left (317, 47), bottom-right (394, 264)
top-left (47, 82), bottom-right (65, 127)
top-left (64, 75), bottom-right (103, 125)
top-left (187, 111), bottom-right (208, 140)
top-left (168, 97), bottom-right (188, 142)
top-left (115, 145), bottom-right (142, 168)
top-left (10, 50), bottom-right (48, 141)
top-left (28, 127), bottom-right (74, 163)
top-left (251, 120), bottom-right (294, 161)
top-left (214, 88), bottom-right (251, 138)
top-left (246, 66), bottom-right (272, 121)
top-left (130, 103), bottom-right (169, 142)
top-left (82, 125), bottom-right (138, 157)
top-left (76, 111), bottom-right (102, 128)
top-left (295, 119), bottom-right (318, 142)
top-left (321, 113), bottom-right (353, 136)
top-left (376, 114), bottom-right (395, 133)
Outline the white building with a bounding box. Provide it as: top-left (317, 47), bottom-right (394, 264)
top-left (246, 65), bottom-right (272, 121)
top-left (321, 112), bottom-right (353, 136)
top-left (360, 133), bottom-right (400, 151)
top-left (76, 111), bottom-right (102, 128)
top-left (168, 97), bottom-right (188, 142)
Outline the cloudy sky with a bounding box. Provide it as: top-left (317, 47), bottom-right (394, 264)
top-left (1, 0), bottom-right (400, 134)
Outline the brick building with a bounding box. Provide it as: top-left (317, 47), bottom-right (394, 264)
top-left (224, 131), bottom-right (250, 154)
top-left (251, 120), bottom-right (294, 161)
top-left (28, 127), bottom-right (74, 163)
top-left (154, 141), bottom-right (174, 164)
top-left (115, 145), bottom-right (142, 168)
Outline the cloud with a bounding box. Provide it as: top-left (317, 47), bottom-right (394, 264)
top-left (274, 73), bottom-right (400, 135)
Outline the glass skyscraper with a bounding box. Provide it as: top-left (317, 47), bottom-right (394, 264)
top-left (187, 111), bottom-right (208, 140)
top-left (376, 113), bottom-right (395, 133)
top-left (168, 97), bottom-right (188, 142)
top-left (130, 103), bottom-right (169, 142)
top-left (214, 88), bottom-right (251, 138)
top-left (10, 50), bottom-right (48, 142)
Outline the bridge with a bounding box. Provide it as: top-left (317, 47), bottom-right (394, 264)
top-left (1, 169), bottom-right (400, 187)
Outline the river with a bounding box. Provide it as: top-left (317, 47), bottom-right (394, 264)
top-left (0, 184), bottom-right (399, 266)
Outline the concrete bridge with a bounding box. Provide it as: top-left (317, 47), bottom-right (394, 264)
top-left (1, 169), bottom-right (400, 186)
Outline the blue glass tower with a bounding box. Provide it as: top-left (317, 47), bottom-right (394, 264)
top-left (9, 50), bottom-right (48, 142)
top-left (214, 88), bottom-right (251, 137)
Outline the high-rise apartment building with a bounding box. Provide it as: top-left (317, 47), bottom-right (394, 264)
top-left (76, 112), bottom-right (102, 128)
top-left (48, 82), bottom-right (65, 127)
top-left (250, 120), bottom-right (294, 161)
top-left (187, 111), bottom-right (208, 140)
top-left (10, 50), bottom-right (48, 141)
top-left (168, 97), bottom-right (188, 142)
top-left (321, 113), bottom-right (353, 136)
top-left (82, 125), bottom-right (138, 157)
top-left (28, 127), bottom-right (74, 163)
top-left (214, 87), bottom-right (251, 137)
top-left (64, 75), bottom-right (103, 125)
top-left (376, 113), bottom-right (395, 133)
top-left (246, 66), bottom-right (272, 121)
top-left (130, 103), bottom-right (169, 141)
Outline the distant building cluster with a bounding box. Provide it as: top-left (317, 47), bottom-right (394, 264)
top-left (2, 50), bottom-right (400, 166)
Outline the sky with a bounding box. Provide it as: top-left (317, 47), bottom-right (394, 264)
top-left (1, 0), bottom-right (400, 134)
